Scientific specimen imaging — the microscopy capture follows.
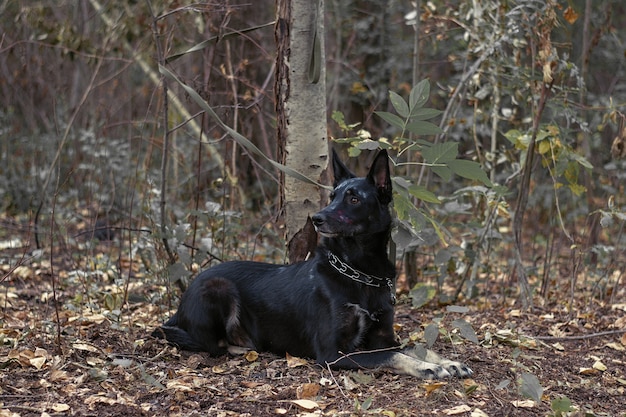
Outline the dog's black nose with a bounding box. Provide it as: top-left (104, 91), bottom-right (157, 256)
top-left (311, 213), bottom-right (325, 227)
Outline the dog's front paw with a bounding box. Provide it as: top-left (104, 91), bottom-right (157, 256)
top-left (442, 360), bottom-right (473, 378)
top-left (408, 362), bottom-right (452, 379)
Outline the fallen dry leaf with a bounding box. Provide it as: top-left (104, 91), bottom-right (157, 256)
top-left (29, 355), bottom-right (47, 369)
top-left (579, 367), bottom-right (600, 375)
top-left (296, 382), bottom-right (320, 399)
top-left (511, 400), bottom-right (536, 408)
top-left (72, 342), bottom-right (100, 353)
top-left (470, 408), bottom-right (489, 417)
top-left (290, 399), bottom-right (319, 411)
top-left (563, 6), bottom-right (579, 24)
top-left (286, 352), bottom-right (308, 368)
top-left (443, 404), bottom-right (471, 415)
top-left (50, 403), bottom-right (71, 412)
top-left (422, 381), bottom-right (447, 396)
top-left (241, 380), bottom-right (263, 388)
top-left (592, 360), bottom-right (607, 372)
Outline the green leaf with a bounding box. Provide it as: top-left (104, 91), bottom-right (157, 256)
top-left (408, 184), bottom-right (440, 204)
top-left (356, 139), bottom-right (380, 150)
top-left (410, 284), bottom-right (436, 308)
top-left (569, 150), bottom-right (593, 170)
top-left (504, 129), bottom-right (523, 145)
top-left (451, 319), bottom-right (479, 344)
top-left (348, 147), bottom-right (362, 157)
top-left (389, 91), bottom-right (409, 118)
top-left (392, 191), bottom-right (415, 221)
top-left (331, 110), bottom-right (346, 129)
top-left (375, 111), bottom-right (406, 131)
top-left (551, 397), bottom-right (575, 414)
top-left (409, 107), bottom-right (443, 121)
top-left (431, 165), bottom-right (452, 182)
top-left (361, 397), bottom-right (373, 411)
top-left (519, 372), bottom-right (543, 403)
top-left (495, 379), bottom-right (510, 390)
top-left (567, 183), bottom-right (586, 196)
top-left (447, 159), bottom-right (493, 186)
top-left (446, 305), bottom-right (469, 314)
top-left (422, 142), bottom-right (458, 164)
top-left (424, 323), bottom-right (439, 348)
top-left (409, 79), bottom-right (430, 110)
top-left (405, 120), bottom-right (444, 136)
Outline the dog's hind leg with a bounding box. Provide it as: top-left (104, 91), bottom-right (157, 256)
top-left (402, 344), bottom-right (473, 378)
top-left (153, 321), bottom-right (211, 352)
top-left (154, 277), bottom-right (253, 355)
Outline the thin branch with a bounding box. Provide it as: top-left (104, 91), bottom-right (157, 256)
top-left (146, 0), bottom-right (176, 266)
top-left (530, 329), bottom-right (626, 341)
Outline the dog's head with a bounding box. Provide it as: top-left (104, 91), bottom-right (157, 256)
top-left (312, 150), bottom-right (392, 238)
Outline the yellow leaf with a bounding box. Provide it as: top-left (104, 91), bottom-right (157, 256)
top-left (286, 352), bottom-right (308, 368)
top-left (512, 400), bottom-right (536, 408)
top-left (350, 82), bottom-right (368, 94)
top-left (538, 140), bottom-right (551, 155)
top-left (443, 404), bottom-right (471, 415)
top-left (422, 381), bottom-right (447, 395)
top-left (470, 408), bottom-right (489, 417)
top-left (579, 367), bottom-right (599, 375)
top-left (211, 364), bottom-right (229, 374)
top-left (543, 62), bottom-right (553, 83)
top-left (51, 403), bottom-right (70, 412)
top-left (34, 347), bottom-right (48, 357)
top-left (592, 360), bottom-right (607, 372)
top-left (290, 399), bottom-right (319, 411)
top-left (72, 342), bottom-right (100, 353)
top-left (29, 356), bottom-right (47, 370)
top-left (245, 350), bottom-right (259, 362)
top-left (509, 310), bottom-right (521, 317)
top-left (605, 342), bottom-right (624, 351)
top-left (551, 342), bottom-right (565, 351)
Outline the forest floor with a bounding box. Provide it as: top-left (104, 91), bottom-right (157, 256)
top-left (1, 215), bottom-right (625, 417)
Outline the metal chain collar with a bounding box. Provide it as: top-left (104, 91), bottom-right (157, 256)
top-left (327, 252), bottom-right (397, 304)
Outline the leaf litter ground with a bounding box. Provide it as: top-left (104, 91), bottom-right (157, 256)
top-left (1, 225), bottom-right (625, 416)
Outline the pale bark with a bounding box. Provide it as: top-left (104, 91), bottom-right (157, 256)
top-left (275, 0), bottom-right (328, 260)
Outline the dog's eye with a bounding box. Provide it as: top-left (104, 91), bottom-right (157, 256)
top-left (349, 196), bottom-right (359, 205)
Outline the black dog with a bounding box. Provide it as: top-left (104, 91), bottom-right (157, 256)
top-left (153, 150), bottom-right (472, 379)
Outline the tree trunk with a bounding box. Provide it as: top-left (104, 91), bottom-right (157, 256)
top-left (275, 0), bottom-right (328, 262)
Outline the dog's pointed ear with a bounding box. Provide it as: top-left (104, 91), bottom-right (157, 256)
top-left (367, 150), bottom-right (393, 205)
top-left (332, 149), bottom-right (355, 187)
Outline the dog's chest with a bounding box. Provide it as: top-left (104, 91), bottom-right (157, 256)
top-left (337, 302), bottom-right (381, 348)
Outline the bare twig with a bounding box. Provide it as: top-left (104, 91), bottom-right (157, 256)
top-left (512, 80), bottom-right (554, 309)
top-left (146, 0), bottom-right (176, 267)
top-left (529, 329), bottom-right (626, 341)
